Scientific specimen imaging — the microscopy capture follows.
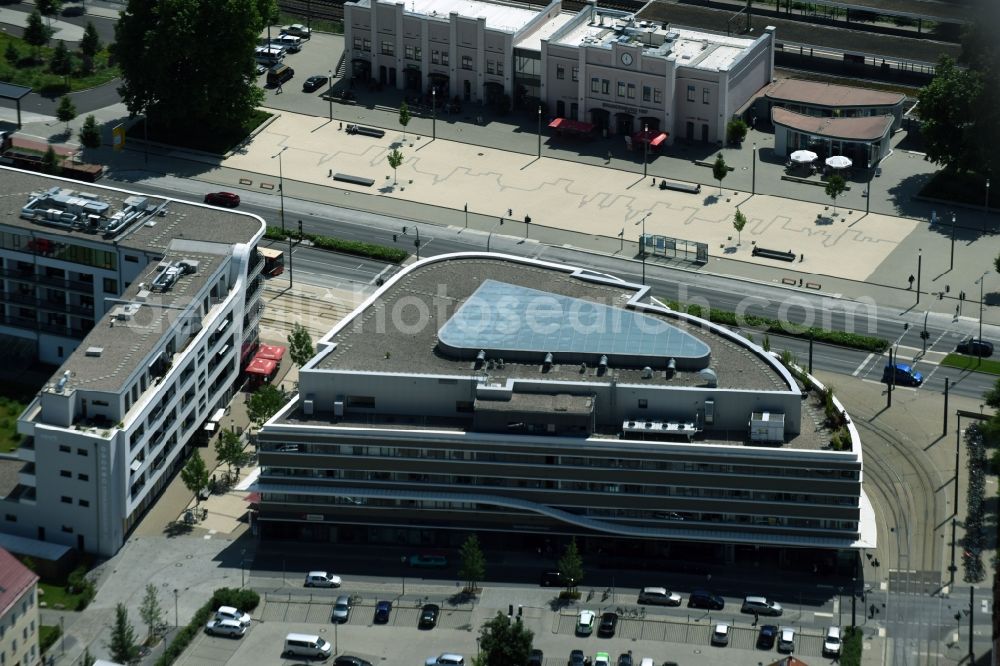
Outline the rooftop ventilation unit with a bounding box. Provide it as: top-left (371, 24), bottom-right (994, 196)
top-left (665, 358), bottom-right (676, 379)
top-left (151, 262), bottom-right (185, 292)
top-left (85, 347), bottom-right (104, 357)
top-left (699, 368), bottom-right (718, 387)
top-left (475, 350), bottom-right (486, 369)
top-left (598, 355), bottom-right (608, 375)
top-left (641, 366), bottom-right (653, 379)
top-left (543, 352), bottom-right (553, 372)
top-left (54, 370), bottom-right (71, 393)
top-left (114, 303), bottom-right (142, 321)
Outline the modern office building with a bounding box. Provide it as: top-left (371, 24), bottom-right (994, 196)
top-left (256, 254), bottom-right (875, 567)
top-left (344, 0), bottom-right (775, 143)
top-left (0, 168), bottom-right (266, 556)
top-left (0, 547), bottom-right (40, 666)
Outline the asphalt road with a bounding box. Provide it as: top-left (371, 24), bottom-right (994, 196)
top-left (108, 174), bottom-right (999, 401)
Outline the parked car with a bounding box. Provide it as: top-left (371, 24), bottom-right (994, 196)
top-left (332, 595), bottom-right (352, 623)
top-left (374, 600), bottom-right (392, 623)
top-left (711, 623), bottom-right (730, 646)
top-left (569, 649), bottom-right (586, 666)
top-left (778, 626), bottom-right (795, 653)
top-left (576, 610), bottom-right (596, 636)
top-left (823, 626), bottom-right (842, 656)
top-left (282, 23), bottom-right (311, 37)
top-left (594, 652), bottom-right (611, 666)
top-left (881, 362), bottom-right (922, 386)
top-left (302, 75), bottom-right (329, 92)
top-left (527, 649), bottom-right (543, 666)
top-left (637, 587), bottom-right (682, 606)
top-left (215, 606), bottom-right (252, 626)
top-left (638, 660), bottom-right (655, 666)
top-left (598, 611), bottom-right (618, 637)
top-left (270, 34), bottom-right (302, 52)
top-left (409, 553), bottom-right (448, 568)
top-left (616, 653), bottom-right (633, 666)
top-left (204, 191), bottom-right (240, 208)
top-left (541, 570), bottom-right (571, 587)
top-left (304, 571), bottom-right (342, 587)
top-left (741, 596), bottom-right (783, 616)
top-left (957, 338), bottom-right (994, 357)
top-left (425, 654), bottom-right (464, 666)
top-left (334, 657), bottom-right (374, 666)
top-left (419, 603), bottom-right (440, 629)
top-left (204, 618), bottom-right (245, 638)
top-left (688, 590), bottom-right (725, 610)
top-left (757, 624), bottom-right (778, 650)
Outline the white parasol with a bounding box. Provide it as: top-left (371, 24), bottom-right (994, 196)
top-left (825, 155), bottom-right (853, 169)
top-left (790, 150), bottom-right (818, 164)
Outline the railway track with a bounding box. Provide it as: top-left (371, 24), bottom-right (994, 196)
top-left (278, 0), bottom-right (646, 23)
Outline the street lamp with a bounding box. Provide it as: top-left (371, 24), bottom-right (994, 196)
top-left (432, 88), bottom-right (437, 140)
top-left (643, 123), bottom-right (649, 178)
top-left (272, 146), bottom-right (288, 232)
top-left (400, 555), bottom-right (406, 595)
top-left (986, 178), bottom-right (991, 224)
top-left (402, 225), bottom-right (421, 260)
top-left (751, 142), bottom-right (757, 196)
top-left (915, 247), bottom-right (922, 305)
top-left (327, 69), bottom-right (333, 121)
top-left (241, 548), bottom-right (246, 588)
top-left (977, 271), bottom-right (988, 358)
top-left (635, 212), bottom-right (651, 285)
top-left (950, 212), bottom-right (956, 271)
top-left (173, 589), bottom-right (179, 628)
top-left (537, 105), bottom-right (542, 158)
top-left (837, 586), bottom-right (843, 626)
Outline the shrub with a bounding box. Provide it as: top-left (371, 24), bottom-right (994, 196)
top-left (264, 226), bottom-right (408, 263)
top-left (39, 625), bottom-right (61, 654)
top-left (840, 626), bottom-right (863, 666)
top-left (726, 117), bottom-right (748, 144)
top-left (152, 588), bottom-right (260, 666)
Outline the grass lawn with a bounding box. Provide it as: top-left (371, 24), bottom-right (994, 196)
top-left (0, 397), bottom-right (25, 453)
top-left (39, 625), bottom-right (61, 654)
top-left (941, 353), bottom-right (1000, 376)
top-left (127, 109), bottom-right (273, 155)
top-left (38, 582), bottom-right (89, 610)
top-left (0, 33), bottom-right (118, 95)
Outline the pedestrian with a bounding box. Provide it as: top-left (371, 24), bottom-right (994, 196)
top-left (607, 150), bottom-right (612, 162)
top-left (277, 82), bottom-right (283, 94)
top-left (955, 303), bottom-right (960, 317)
top-left (752, 610), bottom-right (759, 626)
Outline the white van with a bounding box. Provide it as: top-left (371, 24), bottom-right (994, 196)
top-left (254, 46), bottom-right (284, 64)
top-left (271, 34), bottom-right (302, 52)
top-left (283, 633), bottom-right (332, 660)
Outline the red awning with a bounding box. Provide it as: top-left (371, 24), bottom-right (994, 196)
top-left (256, 343), bottom-right (286, 361)
top-left (244, 492), bottom-right (260, 504)
top-left (650, 132), bottom-right (668, 147)
top-left (245, 356), bottom-right (277, 375)
top-left (548, 118), bottom-right (595, 134)
top-left (633, 130), bottom-right (668, 146)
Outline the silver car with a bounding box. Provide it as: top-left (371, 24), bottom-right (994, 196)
top-left (205, 618), bottom-right (245, 638)
top-left (332, 595), bottom-right (352, 623)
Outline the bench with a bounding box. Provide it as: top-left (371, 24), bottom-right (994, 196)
top-left (658, 180), bottom-right (701, 194)
top-left (333, 173), bottom-right (375, 187)
top-left (346, 125), bottom-right (385, 138)
top-left (752, 246), bottom-right (796, 262)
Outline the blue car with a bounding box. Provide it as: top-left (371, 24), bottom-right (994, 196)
top-left (374, 600), bottom-right (392, 624)
top-left (882, 363), bottom-right (922, 386)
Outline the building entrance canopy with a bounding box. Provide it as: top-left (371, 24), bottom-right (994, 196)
top-left (548, 117), bottom-right (595, 134)
top-left (632, 130), bottom-right (668, 146)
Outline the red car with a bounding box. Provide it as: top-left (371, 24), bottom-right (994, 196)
top-left (204, 192), bottom-right (240, 207)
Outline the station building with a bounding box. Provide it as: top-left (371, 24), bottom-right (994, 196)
top-left (0, 168), bottom-right (266, 556)
top-left (255, 253), bottom-right (875, 569)
top-left (344, 0), bottom-right (775, 143)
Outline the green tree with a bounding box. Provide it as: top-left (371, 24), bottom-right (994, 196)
top-left (215, 430), bottom-right (245, 478)
top-left (4, 42), bottom-right (18, 65)
top-left (985, 378), bottom-right (1000, 410)
top-left (458, 534), bottom-right (486, 593)
top-left (825, 174), bottom-right (847, 214)
top-left (180, 450), bottom-right (209, 508)
top-left (246, 383), bottom-right (285, 428)
top-left (41, 146), bottom-right (60, 175)
top-left (138, 584), bottom-right (164, 643)
top-left (80, 649), bottom-right (95, 666)
top-left (557, 538), bottom-right (583, 591)
top-left (36, 0), bottom-right (63, 27)
top-left (387, 148), bottom-right (404, 185)
top-left (287, 322), bottom-right (313, 367)
top-left (114, 0), bottom-right (276, 143)
top-left (56, 95), bottom-right (77, 133)
top-left (918, 56), bottom-right (983, 174)
top-left (50, 40), bottom-right (73, 85)
top-left (398, 101), bottom-right (411, 140)
top-left (80, 20), bottom-right (102, 60)
top-left (79, 114), bottom-right (101, 149)
top-left (732, 208), bottom-right (747, 245)
top-left (108, 603), bottom-right (140, 665)
top-left (712, 153), bottom-right (728, 195)
top-left (993, 251), bottom-right (1000, 276)
top-left (23, 10), bottom-right (50, 60)
top-left (477, 612), bottom-right (534, 666)
top-left (726, 117), bottom-right (748, 144)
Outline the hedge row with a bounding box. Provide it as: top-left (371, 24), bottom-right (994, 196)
top-left (39, 625), bottom-right (61, 655)
top-left (840, 626), bottom-right (863, 666)
top-left (265, 226), bottom-right (408, 263)
top-left (153, 588), bottom-right (260, 666)
top-left (662, 300), bottom-right (888, 353)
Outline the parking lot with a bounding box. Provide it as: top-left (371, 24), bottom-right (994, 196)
top-left (176, 591), bottom-right (839, 666)
top-left (256, 31), bottom-right (348, 116)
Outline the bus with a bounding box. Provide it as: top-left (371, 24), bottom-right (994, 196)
top-left (259, 247), bottom-right (285, 277)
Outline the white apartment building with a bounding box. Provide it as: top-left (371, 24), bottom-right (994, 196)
top-left (344, 0), bottom-right (774, 142)
top-left (0, 547), bottom-right (40, 666)
top-left (0, 168), bottom-right (266, 556)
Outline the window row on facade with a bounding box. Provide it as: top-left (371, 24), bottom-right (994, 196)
top-left (0, 231), bottom-right (117, 269)
top-left (588, 77), bottom-right (664, 104)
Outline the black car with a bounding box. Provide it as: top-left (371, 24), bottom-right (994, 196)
top-left (374, 600), bottom-right (391, 623)
top-left (419, 603), bottom-right (440, 629)
top-left (334, 657), bottom-right (373, 666)
top-left (957, 337), bottom-right (994, 357)
top-left (687, 589), bottom-right (725, 610)
top-left (617, 653), bottom-right (633, 666)
top-left (568, 650), bottom-right (586, 666)
top-left (598, 611), bottom-right (618, 637)
top-left (540, 571), bottom-right (565, 587)
top-left (757, 624), bottom-right (778, 650)
top-left (302, 75), bottom-right (329, 92)
top-left (527, 649), bottom-right (543, 666)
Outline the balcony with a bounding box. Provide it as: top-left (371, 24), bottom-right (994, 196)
top-left (247, 251), bottom-right (264, 281)
top-left (18, 462), bottom-right (36, 486)
top-left (18, 437), bottom-right (35, 463)
top-left (244, 277), bottom-right (262, 304)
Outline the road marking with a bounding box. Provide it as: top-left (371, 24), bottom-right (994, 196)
top-left (853, 353), bottom-right (874, 376)
top-left (813, 612), bottom-right (834, 618)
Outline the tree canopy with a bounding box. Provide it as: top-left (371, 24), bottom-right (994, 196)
top-left (458, 534), bottom-right (486, 592)
top-left (287, 323), bottom-right (313, 367)
top-left (477, 612), bottom-right (534, 666)
top-left (917, 57), bottom-right (983, 174)
top-left (712, 153), bottom-right (728, 194)
top-left (215, 430), bottom-right (245, 477)
top-left (825, 174), bottom-right (846, 213)
top-left (180, 450), bottom-right (209, 507)
top-left (113, 0), bottom-right (276, 139)
top-left (108, 603), bottom-right (140, 665)
top-left (557, 538), bottom-right (583, 590)
top-left (247, 383), bottom-right (285, 428)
